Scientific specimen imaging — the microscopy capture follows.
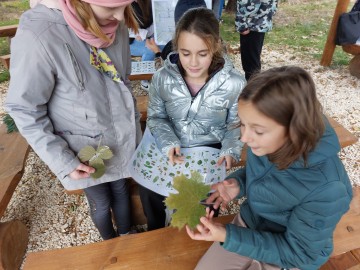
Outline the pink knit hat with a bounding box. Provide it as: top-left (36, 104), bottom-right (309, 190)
top-left (81, 0), bottom-right (134, 7)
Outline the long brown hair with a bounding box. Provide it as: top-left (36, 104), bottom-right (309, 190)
top-left (239, 66), bottom-right (325, 169)
top-left (172, 7), bottom-right (224, 78)
top-left (69, 0), bottom-right (138, 42)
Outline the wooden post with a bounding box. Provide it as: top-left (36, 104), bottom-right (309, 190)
top-left (320, 0), bottom-right (350, 66)
top-left (0, 220), bottom-right (29, 270)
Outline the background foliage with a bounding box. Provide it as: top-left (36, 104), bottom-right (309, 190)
top-left (0, 0), bottom-right (356, 83)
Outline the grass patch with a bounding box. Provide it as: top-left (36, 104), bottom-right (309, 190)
top-left (0, 69), bottom-right (10, 82)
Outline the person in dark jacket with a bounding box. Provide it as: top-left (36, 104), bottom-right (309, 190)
top-left (186, 66), bottom-right (353, 270)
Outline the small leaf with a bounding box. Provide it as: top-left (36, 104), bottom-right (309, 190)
top-left (97, 145), bottom-right (113, 160)
top-left (78, 146), bottom-right (96, 162)
top-left (89, 158), bottom-right (105, 179)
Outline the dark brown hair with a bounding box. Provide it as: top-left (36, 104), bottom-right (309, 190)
top-left (172, 7), bottom-right (224, 78)
top-left (239, 66), bottom-right (325, 169)
top-left (70, 0), bottom-right (138, 42)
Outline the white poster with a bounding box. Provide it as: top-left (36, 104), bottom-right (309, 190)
top-left (131, 61), bottom-right (156, 75)
top-left (129, 128), bottom-right (225, 196)
top-left (152, 0), bottom-right (212, 45)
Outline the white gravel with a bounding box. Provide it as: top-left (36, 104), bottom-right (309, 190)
top-left (0, 46), bottom-right (359, 262)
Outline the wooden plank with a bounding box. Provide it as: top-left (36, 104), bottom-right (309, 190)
top-left (320, 0), bottom-right (351, 66)
top-left (0, 220), bottom-right (28, 270)
top-left (351, 248), bottom-right (360, 262)
top-left (326, 116), bottom-right (358, 148)
top-left (320, 251), bottom-right (359, 270)
top-left (135, 95), bottom-right (149, 122)
top-left (23, 214), bottom-right (235, 270)
top-left (128, 73), bottom-right (153, 81)
top-left (0, 124), bottom-right (30, 217)
top-left (0, 25), bottom-right (18, 38)
top-left (0, 54), bottom-right (10, 70)
top-left (331, 187), bottom-right (360, 257)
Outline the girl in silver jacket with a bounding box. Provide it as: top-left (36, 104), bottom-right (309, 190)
top-left (139, 7), bottom-right (246, 230)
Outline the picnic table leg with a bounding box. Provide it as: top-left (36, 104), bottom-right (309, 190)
top-left (349, 55), bottom-right (360, 79)
top-left (0, 220), bottom-right (28, 270)
top-left (320, 0), bottom-right (350, 66)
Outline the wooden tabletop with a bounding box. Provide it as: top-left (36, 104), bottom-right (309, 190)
top-left (0, 124), bottom-right (29, 217)
top-left (24, 214), bottom-right (235, 270)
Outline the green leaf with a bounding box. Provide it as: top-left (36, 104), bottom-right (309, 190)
top-left (97, 145), bottom-right (113, 160)
top-left (89, 158), bottom-right (106, 179)
top-left (78, 143), bottom-right (113, 179)
top-left (2, 113), bottom-right (18, 133)
top-left (78, 146), bottom-right (96, 162)
top-left (165, 171), bottom-right (211, 230)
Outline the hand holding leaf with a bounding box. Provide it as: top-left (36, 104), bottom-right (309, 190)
top-left (78, 145), bottom-right (113, 179)
top-left (165, 171), bottom-right (211, 229)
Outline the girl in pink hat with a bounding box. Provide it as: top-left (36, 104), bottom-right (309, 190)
top-left (6, 0), bottom-right (141, 240)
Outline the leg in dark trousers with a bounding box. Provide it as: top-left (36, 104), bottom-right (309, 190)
top-left (240, 31), bottom-right (266, 81)
top-left (138, 185), bottom-right (166, 231)
top-left (84, 179), bottom-right (131, 240)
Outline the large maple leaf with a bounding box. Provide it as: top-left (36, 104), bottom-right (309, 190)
top-left (165, 171), bottom-right (211, 230)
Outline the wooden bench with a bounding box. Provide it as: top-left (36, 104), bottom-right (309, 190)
top-left (320, 0), bottom-right (360, 78)
top-left (0, 124), bottom-right (29, 270)
top-left (0, 25), bottom-right (17, 70)
top-left (21, 186), bottom-right (360, 269)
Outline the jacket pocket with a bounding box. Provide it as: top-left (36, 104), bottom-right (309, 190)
top-left (57, 131), bottom-right (103, 154)
top-left (64, 43), bottom-right (85, 92)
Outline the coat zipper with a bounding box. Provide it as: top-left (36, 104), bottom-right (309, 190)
top-left (64, 43), bottom-right (85, 92)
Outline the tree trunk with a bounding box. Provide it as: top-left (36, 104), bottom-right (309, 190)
top-left (225, 0), bottom-right (236, 13)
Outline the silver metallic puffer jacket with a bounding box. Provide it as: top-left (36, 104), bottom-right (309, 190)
top-left (147, 53), bottom-right (246, 161)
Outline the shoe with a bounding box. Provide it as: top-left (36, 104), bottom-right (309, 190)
top-left (140, 80), bottom-right (150, 91)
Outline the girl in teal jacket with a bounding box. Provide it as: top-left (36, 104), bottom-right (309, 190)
top-left (186, 66), bottom-right (353, 270)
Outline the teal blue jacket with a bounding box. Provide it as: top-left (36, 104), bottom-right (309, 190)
top-left (223, 119), bottom-right (352, 269)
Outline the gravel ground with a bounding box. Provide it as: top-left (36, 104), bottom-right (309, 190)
top-left (0, 46), bottom-right (359, 263)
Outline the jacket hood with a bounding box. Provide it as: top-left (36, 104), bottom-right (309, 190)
top-left (21, 4), bottom-right (66, 26)
top-left (291, 118), bottom-right (340, 168)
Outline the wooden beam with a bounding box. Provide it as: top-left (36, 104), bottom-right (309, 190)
top-left (128, 73), bottom-right (153, 81)
top-left (320, 0), bottom-right (350, 66)
top-left (0, 55), bottom-right (10, 70)
top-left (0, 124), bottom-right (30, 217)
top-left (0, 25), bottom-right (18, 38)
top-left (0, 220), bottom-right (28, 270)
top-left (23, 215), bottom-right (235, 270)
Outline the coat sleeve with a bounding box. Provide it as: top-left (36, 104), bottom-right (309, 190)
top-left (235, 0), bottom-right (261, 32)
top-left (222, 181), bottom-right (352, 269)
top-left (5, 27), bottom-right (80, 180)
top-left (219, 100), bottom-right (242, 161)
top-left (219, 74), bottom-right (245, 161)
top-left (147, 71), bottom-right (180, 156)
top-left (225, 167), bottom-right (246, 198)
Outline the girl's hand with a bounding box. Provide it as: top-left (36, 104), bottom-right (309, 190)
top-left (69, 163), bottom-right (95, 180)
top-left (240, 29), bottom-right (250, 35)
top-left (186, 216), bottom-right (226, 242)
top-left (217, 155), bottom-right (235, 169)
top-left (207, 178), bottom-right (240, 210)
top-left (145, 38), bottom-right (161, 54)
top-left (168, 146), bottom-right (185, 165)
top-left (135, 35), bottom-right (142, 41)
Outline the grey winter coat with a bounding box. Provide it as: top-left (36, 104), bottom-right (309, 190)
top-left (5, 5), bottom-right (141, 190)
top-left (147, 53), bottom-right (246, 161)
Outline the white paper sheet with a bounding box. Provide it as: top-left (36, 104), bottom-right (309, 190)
top-left (128, 28), bottom-right (148, 40)
top-left (152, 0), bottom-right (212, 45)
top-left (131, 61), bottom-right (156, 75)
top-left (128, 128), bottom-right (226, 196)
